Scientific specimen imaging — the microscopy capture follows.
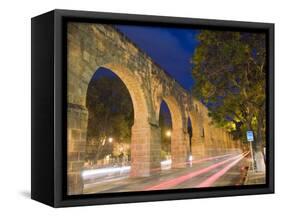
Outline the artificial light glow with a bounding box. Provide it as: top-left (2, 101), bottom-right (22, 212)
top-left (82, 166), bottom-right (131, 179)
top-left (108, 137), bottom-right (113, 143)
top-left (82, 159), bottom-right (173, 179)
top-left (145, 153), bottom-right (247, 191)
top-left (189, 155), bottom-right (193, 161)
top-left (166, 130), bottom-right (171, 137)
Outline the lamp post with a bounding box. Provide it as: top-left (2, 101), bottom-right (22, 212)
top-left (188, 124), bottom-right (193, 167)
top-left (246, 131), bottom-right (255, 171)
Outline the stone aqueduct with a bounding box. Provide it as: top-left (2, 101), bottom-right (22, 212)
top-left (67, 22), bottom-right (243, 194)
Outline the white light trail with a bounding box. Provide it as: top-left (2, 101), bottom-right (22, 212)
top-left (82, 160), bottom-right (173, 179)
top-left (82, 166), bottom-right (131, 179)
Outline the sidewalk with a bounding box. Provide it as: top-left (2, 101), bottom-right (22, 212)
top-left (244, 170), bottom-right (266, 185)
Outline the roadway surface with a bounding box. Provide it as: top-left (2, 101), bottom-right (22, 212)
top-left (83, 152), bottom-right (251, 194)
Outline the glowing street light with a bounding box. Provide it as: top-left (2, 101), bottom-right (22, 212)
top-left (166, 130), bottom-right (172, 137)
top-left (189, 154), bottom-right (193, 167)
top-left (108, 137), bottom-right (113, 143)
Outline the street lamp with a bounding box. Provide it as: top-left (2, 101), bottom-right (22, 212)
top-left (166, 130), bottom-right (171, 137)
top-left (108, 137), bottom-right (113, 143)
top-left (187, 119), bottom-right (193, 167)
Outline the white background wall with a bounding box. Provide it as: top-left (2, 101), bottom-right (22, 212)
top-left (0, 0), bottom-right (279, 216)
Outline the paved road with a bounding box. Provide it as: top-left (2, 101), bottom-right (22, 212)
top-left (83, 152), bottom-right (250, 194)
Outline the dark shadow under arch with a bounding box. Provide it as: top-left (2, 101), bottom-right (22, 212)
top-left (85, 67), bottom-right (134, 163)
top-left (159, 101), bottom-right (172, 166)
top-left (158, 96), bottom-right (187, 168)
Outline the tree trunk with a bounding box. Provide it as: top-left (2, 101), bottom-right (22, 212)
top-left (253, 111), bottom-right (265, 172)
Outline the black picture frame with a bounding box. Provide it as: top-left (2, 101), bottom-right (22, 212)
top-left (31, 9), bottom-right (274, 207)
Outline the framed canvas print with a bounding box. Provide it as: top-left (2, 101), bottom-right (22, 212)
top-left (31, 9), bottom-right (274, 207)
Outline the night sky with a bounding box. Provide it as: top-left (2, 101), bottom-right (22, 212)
top-left (116, 24), bottom-right (199, 91)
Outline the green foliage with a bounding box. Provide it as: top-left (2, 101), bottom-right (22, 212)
top-left (192, 30), bottom-right (266, 148)
top-left (86, 76), bottom-right (134, 161)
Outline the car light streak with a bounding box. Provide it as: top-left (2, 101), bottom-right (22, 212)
top-left (196, 152), bottom-right (248, 188)
top-left (82, 166), bottom-right (131, 179)
top-left (82, 153), bottom-right (238, 180)
top-left (145, 153), bottom-right (246, 191)
top-left (187, 153), bottom-right (234, 164)
top-left (82, 160), bottom-right (172, 179)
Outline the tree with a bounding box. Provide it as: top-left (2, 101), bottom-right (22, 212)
top-left (86, 76), bottom-right (134, 162)
top-left (192, 30), bottom-right (266, 172)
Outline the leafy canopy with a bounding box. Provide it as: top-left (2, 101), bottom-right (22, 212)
top-left (192, 30), bottom-right (266, 144)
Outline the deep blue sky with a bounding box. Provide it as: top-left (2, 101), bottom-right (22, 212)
top-left (116, 25), bottom-right (199, 91)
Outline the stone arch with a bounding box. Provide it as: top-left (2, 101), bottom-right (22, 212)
top-left (157, 96), bottom-right (187, 168)
top-left (201, 118), bottom-right (214, 156)
top-left (68, 62), bottom-right (161, 194)
top-left (163, 96), bottom-right (184, 130)
top-left (67, 45), bottom-right (159, 194)
top-left (84, 64), bottom-right (158, 177)
top-left (188, 110), bottom-right (205, 159)
top-left (67, 22), bottom-right (162, 194)
top-left (97, 63), bottom-right (150, 128)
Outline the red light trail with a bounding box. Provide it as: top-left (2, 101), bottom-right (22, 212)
top-left (145, 152), bottom-right (248, 191)
top-left (196, 152), bottom-right (248, 188)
